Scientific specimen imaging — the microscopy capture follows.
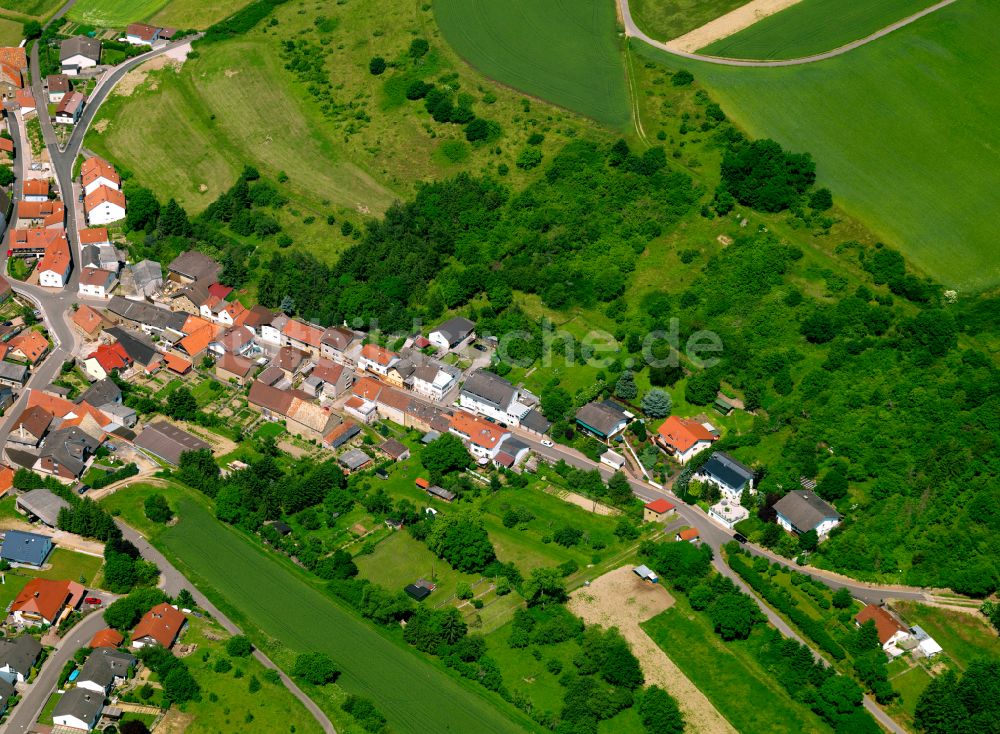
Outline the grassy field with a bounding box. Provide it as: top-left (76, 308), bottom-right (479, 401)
top-left (0, 0), bottom-right (62, 19)
top-left (0, 16), bottom-right (23, 45)
top-left (68, 0), bottom-right (169, 27)
top-left (151, 0), bottom-right (254, 29)
top-left (894, 602), bottom-right (1000, 670)
top-left (643, 597), bottom-right (831, 733)
top-left (124, 488), bottom-right (536, 734)
top-left (700, 0), bottom-right (935, 59)
top-left (634, 0), bottom-right (1000, 291)
top-left (889, 664), bottom-right (932, 720)
top-left (630, 0), bottom-right (746, 41)
top-left (434, 0), bottom-right (630, 127)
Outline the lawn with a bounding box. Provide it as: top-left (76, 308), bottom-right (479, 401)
top-left (151, 0), bottom-right (254, 29)
top-left (68, 0), bottom-right (170, 27)
top-left (141, 489), bottom-right (537, 734)
top-left (0, 16), bottom-right (23, 45)
top-left (0, 547), bottom-right (104, 611)
top-left (434, 0), bottom-right (630, 127)
top-left (629, 0), bottom-right (746, 41)
top-left (700, 0), bottom-right (936, 59)
top-left (894, 602), bottom-right (1000, 671)
top-left (634, 0), bottom-right (1000, 290)
top-left (643, 598), bottom-right (832, 733)
top-left (889, 664), bottom-right (932, 719)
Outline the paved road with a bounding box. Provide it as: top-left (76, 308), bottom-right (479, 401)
top-left (118, 520), bottom-right (337, 734)
top-left (618, 0), bottom-right (959, 67)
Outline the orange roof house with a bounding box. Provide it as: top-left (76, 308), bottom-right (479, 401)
top-left (78, 227), bottom-right (110, 245)
top-left (677, 527), bottom-right (700, 542)
top-left (282, 319), bottom-right (324, 349)
top-left (17, 200), bottom-right (65, 228)
top-left (11, 578), bottom-right (85, 626)
top-left (656, 416), bottom-right (717, 463)
top-left (132, 603), bottom-right (186, 648)
top-left (0, 47), bottom-right (27, 70)
top-left (177, 324), bottom-right (218, 358)
top-left (71, 304), bottom-right (109, 338)
top-left (0, 137), bottom-right (12, 155)
top-left (351, 376), bottom-right (384, 402)
top-left (360, 343), bottom-right (398, 368)
top-left (8, 227), bottom-right (64, 255)
top-left (15, 89), bottom-right (35, 111)
top-left (449, 411), bottom-right (508, 451)
top-left (89, 628), bottom-right (125, 649)
top-left (854, 605), bottom-right (909, 647)
top-left (0, 62), bottom-right (21, 90)
top-left (80, 157), bottom-right (120, 190)
top-left (84, 185), bottom-right (126, 214)
top-left (88, 341), bottom-right (131, 373)
top-left (8, 330), bottom-right (49, 364)
top-left (162, 352), bottom-right (192, 375)
top-left (23, 179), bottom-right (49, 198)
top-left (0, 465), bottom-right (14, 496)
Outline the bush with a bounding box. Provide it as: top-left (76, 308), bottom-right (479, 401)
top-left (292, 652), bottom-right (339, 685)
top-left (368, 56), bottom-right (386, 75)
top-left (143, 493), bottom-right (173, 524)
top-left (342, 695), bottom-right (387, 733)
top-left (224, 635), bottom-right (253, 657)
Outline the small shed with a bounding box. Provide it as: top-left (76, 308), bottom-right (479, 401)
top-left (404, 584), bottom-right (431, 601)
top-left (643, 498), bottom-right (675, 523)
top-left (266, 520), bottom-right (292, 536)
top-left (600, 449), bottom-right (626, 470)
top-left (633, 565), bottom-right (659, 584)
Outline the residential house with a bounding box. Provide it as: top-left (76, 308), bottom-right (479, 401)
top-left (14, 89), bottom-right (35, 115)
top-left (0, 530), bottom-right (53, 567)
top-left (75, 648), bottom-right (135, 694)
top-left (105, 300), bottom-right (186, 340)
top-left (428, 316), bottom-right (475, 351)
top-left (379, 439), bottom-right (410, 462)
top-left (88, 628), bottom-right (124, 649)
top-left (410, 359), bottom-right (459, 401)
top-left (118, 259), bottom-right (163, 299)
top-left (10, 578), bottom-right (84, 626)
top-left (344, 395), bottom-right (377, 424)
top-left (8, 226), bottom-right (61, 258)
top-left (16, 487), bottom-right (70, 526)
top-left (323, 420), bottom-right (360, 450)
top-left (854, 605), bottom-right (911, 657)
top-left (643, 498), bottom-right (675, 523)
top-left (216, 352), bottom-right (255, 385)
top-left (133, 422), bottom-right (210, 466)
top-left (0, 136), bottom-right (11, 164)
top-left (53, 687), bottom-right (104, 731)
top-left (23, 179), bottom-right (48, 202)
top-left (458, 370), bottom-right (532, 426)
top-left (319, 326), bottom-right (357, 363)
top-left (492, 436), bottom-right (530, 470)
top-left (210, 325), bottom-right (255, 357)
top-left (600, 449), bottom-right (626, 471)
top-left (76, 377), bottom-right (122, 410)
top-left (694, 452), bottom-right (755, 501)
top-left (0, 635), bottom-right (41, 684)
top-left (84, 184), bottom-right (126, 225)
top-left (274, 345), bottom-right (309, 378)
top-left (81, 157), bottom-right (120, 196)
top-left (37, 234), bottom-right (72, 288)
top-left (259, 313), bottom-right (288, 347)
top-left (132, 603), bottom-right (186, 648)
top-left (203, 297), bottom-right (245, 327)
top-left (16, 199), bottom-right (65, 228)
top-left (175, 320), bottom-right (219, 361)
top-left (78, 267), bottom-right (117, 298)
top-left (47, 74), bottom-right (70, 102)
top-left (35, 426), bottom-right (101, 481)
top-left (84, 341), bottom-right (132, 380)
top-left (656, 416), bottom-right (717, 464)
top-left (234, 304), bottom-right (275, 336)
top-left (709, 499), bottom-right (749, 530)
top-left (773, 490), bottom-right (842, 539)
top-left (0, 362), bottom-right (27, 388)
top-left (8, 405), bottom-right (52, 448)
top-left (575, 400), bottom-right (630, 442)
top-left (286, 397), bottom-right (340, 441)
top-left (168, 250), bottom-right (220, 284)
top-left (358, 343), bottom-right (398, 376)
top-left (303, 358), bottom-right (352, 399)
top-left (676, 527), bottom-right (700, 543)
top-left (162, 352), bottom-right (192, 375)
top-left (126, 23), bottom-right (161, 45)
top-left (448, 410), bottom-right (510, 460)
top-left (72, 304), bottom-right (111, 339)
top-left (0, 47), bottom-right (26, 100)
top-left (282, 318), bottom-right (324, 357)
top-left (59, 36), bottom-right (101, 75)
top-left (9, 329), bottom-right (50, 364)
top-left (55, 91), bottom-right (85, 125)
top-left (171, 282), bottom-right (212, 314)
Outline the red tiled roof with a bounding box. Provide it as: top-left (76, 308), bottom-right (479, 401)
top-left (360, 343), bottom-right (397, 367)
top-left (657, 416), bottom-right (717, 453)
top-left (72, 304), bottom-right (105, 335)
top-left (854, 605), bottom-right (907, 646)
top-left (133, 603), bottom-right (185, 647)
top-left (178, 324), bottom-right (216, 357)
top-left (9, 330), bottom-right (48, 363)
top-left (79, 267), bottom-right (114, 287)
top-left (678, 527), bottom-right (700, 541)
top-left (88, 341), bottom-right (131, 373)
top-left (449, 411), bottom-right (507, 450)
top-left (208, 282), bottom-right (232, 299)
top-left (89, 628), bottom-right (124, 648)
top-left (163, 353), bottom-right (192, 374)
top-left (312, 358), bottom-right (344, 384)
top-left (26, 390), bottom-right (111, 428)
top-left (15, 89), bottom-right (34, 110)
top-left (0, 61), bottom-right (20, 89)
top-left (415, 478), bottom-right (430, 489)
top-left (282, 319), bottom-right (324, 348)
top-left (17, 200), bottom-right (65, 226)
top-left (0, 138), bottom-right (12, 154)
top-left (84, 184), bottom-right (126, 213)
top-left (0, 465), bottom-right (14, 496)
top-left (0, 47), bottom-right (27, 69)
top-left (351, 377), bottom-right (383, 401)
top-left (80, 157), bottom-right (119, 189)
top-left (77, 227), bottom-right (110, 245)
top-left (23, 179), bottom-right (49, 197)
top-left (12, 579), bottom-right (84, 624)
top-left (645, 498), bottom-right (674, 514)
top-left (126, 23), bottom-right (159, 41)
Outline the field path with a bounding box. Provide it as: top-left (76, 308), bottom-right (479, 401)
top-left (618, 0), bottom-right (959, 66)
top-left (569, 567), bottom-right (737, 734)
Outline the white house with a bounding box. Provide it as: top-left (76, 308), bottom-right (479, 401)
top-left (656, 416), bottom-right (717, 464)
top-left (85, 184), bottom-right (126, 225)
top-left (428, 316), bottom-right (475, 351)
top-left (600, 449), bottom-right (626, 471)
top-left (358, 343), bottom-right (399, 376)
top-left (458, 370), bottom-right (532, 426)
top-left (449, 410), bottom-right (510, 460)
top-left (52, 687), bottom-right (104, 731)
top-left (709, 499), bottom-right (749, 530)
top-left (78, 267), bottom-right (117, 298)
top-left (125, 23), bottom-right (160, 45)
top-left (260, 314), bottom-right (287, 347)
top-left (911, 626), bottom-right (942, 658)
top-left (38, 237), bottom-right (71, 288)
top-left (59, 36), bottom-right (101, 75)
top-left (75, 648), bottom-right (135, 695)
top-left (773, 490), bottom-right (842, 539)
top-left (54, 91), bottom-right (85, 125)
top-left (81, 156), bottom-right (120, 196)
top-left (411, 362), bottom-right (458, 401)
top-left (46, 74), bottom-right (69, 103)
top-left (695, 452), bottom-right (755, 501)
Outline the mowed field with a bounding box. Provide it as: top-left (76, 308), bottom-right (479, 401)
top-left (0, 16), bottom-right (23, 45)
top-left (629, 0), bottom-right (745, 41)
top-left (700, 0), bottom-right (936, 58)
top-left (151, 0), bottom-right (254, 29)
top-left (434, 0), bottom-right (630, 128)
top-left (156, 494), bottom-right (534, 734)
top-left (635, 0), bottom-right (1000, 290)
top-left (68, 0), bottom-right (169, 27)
top-left (0, 0), bottom-right (62, 19)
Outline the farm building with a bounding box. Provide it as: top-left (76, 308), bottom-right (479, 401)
top-left (633, 565), bottom-right (659, 583)
top-left (643, 498), bottom-right (675, 523)
top-left (134, 422), bottom-right (211, 465)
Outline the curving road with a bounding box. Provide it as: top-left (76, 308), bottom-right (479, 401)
top-left (618, 0), bottom-right (959, 67)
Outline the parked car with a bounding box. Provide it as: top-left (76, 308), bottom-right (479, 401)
top-left (733, 533), bottom-right (748, 544)
top-left (472, 343), bottom-right (487, 352)
top-left (540, 439), bottom-right (554, 447)
top-left (84, 597), bottom-right (102, 606)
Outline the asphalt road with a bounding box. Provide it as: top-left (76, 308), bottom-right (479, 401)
top-left (617, 0), bottom-right (959, 67)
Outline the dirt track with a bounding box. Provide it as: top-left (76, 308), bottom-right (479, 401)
top-left (667, 0), bottom-right (803, 51)
top-left (569, 567), bottom-right (737, 734)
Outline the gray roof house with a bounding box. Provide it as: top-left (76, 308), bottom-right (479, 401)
top-left (134, 422), bottom-right (210, 465)
top-left (76, 378), bottom-right (122, 408)
top-left (695, 452), bottom-right (755, 496)
top-left (16, 488), bottom-right (71, 527)
top-left (0, 635), bottom-right (42, 684)
top-left (460, 370), bottom-right (518, 413)
top-left (106, 299), bottom-right (186, 336)
top-left (0, 361), bottom-right (28, 388)
top-left (76, 648), bottom-right (136, 694)
top-left (37, 426), bottom-right (101, 479)
top-left (104, 327), bottom-right (161, 367)
top-left (0, 676), bottom-right (15, 715)
top-left (119, 259), bottom-right (163, 299)
top-left (338, 449), bottom-right (372, 472)
top-left (575, 400), bottom-right (630, 440)
top-left (774, 491), bottom-right (842, 537)
top-left (53, 686), bottom-right (105, 731)
top-left (168, 251), bottom-right (220, 284)
top-left (429, 316), bottom-right (475, 350)
top-left (0, 530), bottom-right (53, 567)
top-left (59, 36), bottom-right (101, 71)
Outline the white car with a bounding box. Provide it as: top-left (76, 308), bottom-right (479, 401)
top-left (540, 439), bottom-right (554, 447)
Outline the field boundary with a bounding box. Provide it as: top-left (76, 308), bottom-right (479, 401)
top-left (618, 0), bottom-right (959, 66)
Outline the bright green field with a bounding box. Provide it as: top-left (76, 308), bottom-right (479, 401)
top-left (151, 0), bottom-right (254, 29)
top-left (894, 602), bottom-right (1000, 670)
top-left (154, 492), bottom-right (533, 734)
top-left (0, 16), bottom-right (25, 44)
top-left (700, 0), bottom-right (936, 59)
top-left (635, 0), bottom-right (1000, 290)
top-left (643, 599), bottom-right (831, 733)
top-left (629, 0), bottom-right (745, 41)
top-left (68, 0), bottom-right (169, 27)
top-left (0, 0), bottom-right (62, 18)
top-left (434, 0), bottom-right (630, 128)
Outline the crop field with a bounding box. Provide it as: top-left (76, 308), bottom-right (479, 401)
top-left (634, 0), bottom-right (1000, 290)
top-left (68, 0), bottom-right (169, 27)
top-left (155, 493), bottom-right (533, 734)
top-left (151, 0), bottom-right (255, 29)
top-left (434, 0), bottom-right (629, 128)
top-left (700, 0), bottom-right (936, 59)
top-left (0, 0), bottom-right (62, 19)
top-left (643, 601), bottom-right (832, 733)
top-left (630, 0), bottom-right (746, 41)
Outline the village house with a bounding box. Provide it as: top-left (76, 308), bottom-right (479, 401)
top-left (118, 259), bottom-right (163, 299)
top-left (78, 267), bottom-right (117, 298)
top-left (23, 179), bottom-right (49, 203)
top-left (84, 341), bottom-right (132, 380)
top-left (358, 343), bottom-right (399, 376)
top-left (10, 578), bottom-right (84, 626)
top-left (126, 23), bottom-right (161, 45)
top-left (234, 304), bottom-right (275, 335)
top-left (103, 327), bottom-right (163, 372)
top-left (773, 490), bottom-right (842, 539)
top-left (575, 400), bottom-right (631, 443)
top-left (274, 345), bottom-right (310, 378)
top-left (84, 184), bottom-right (126, 225)
top-left (9, 329), bottom-right (50, 364)
top-left (167, 251), bottom-right (220, 285)
top-left (320, 326), bottom-right (357, 363)
top-left (854, 605), bottom-right (912, 658)
top-left (656, 416), bottom-right (718, 464)
top-left (410, 358), bottom-right (459, 401)
top-left (676, 527), bottom-right (700, 543)
top-left (643, 498), bottom-right (676, 523)
top-left (0, 47), bottom-right (26, 100)
top-left (694, 452), bottom-right (756, 501)
top-left (37, 237), bottom-right (72, 288)
top-left (303, 358), bottom-right (352, 399)
top-left (428, 316), bottom-right (475, 351)
top-left (0, 362), bottom-right (27, 389)
top-left (55, 91), bottom-right (85, 125)
top-left (0, 635), bottom-right (41, 685)
top-left (46, 74), bottom-right (70, 103)
top-left (133, 422), bottom-right (210, 466)
top-left (202, 297), bottom-right (246, 327)
top-left (170, 282), bottom-right (211, 314)
top-left (282, 318), bottom-right (325, 356)
top-left (458, 370), bottom-right (533, 426)
top-left (75, 648), bottom-right (135, 695)
top-left (448, 410), bottom-right (511, 460)
top-left (8, 405), bottom-right (52, 448)
top-left (14, 89), bottom-right (35, 115)
top-left (0, 529), bottom-right (53, 567)
top-left (81, 156), bottom-right (120, 196)
top-left (323, 420), bottom-right (360, 450)
top-left (216, 352), bottom-right (255, 385)
top-left (59, 36), bottom-right (101, 75)
top-left (34, 426), bottom-right (101, 481)
top-left (88, 628), bottom-right (124, 649)
top-left (210, 324), bottom-right (256, 357)
top-left (105, 297), bottom-right (186, 338)
top-left (53, 687), bottom-right (104, 731)
top-left (0, 136), bottom-right (13, 164)
top-left (16, 199), bottom-right (65, 229)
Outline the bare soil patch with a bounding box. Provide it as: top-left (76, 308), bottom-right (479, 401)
top-left (569, 566), bottom-right (737, 734)
top-left (667, 0), bottom-right (804, 52)
top-left (115, 56), bottom-right (180, 97)
top-left (547, 487), bottom-right (620, 516)
top-left (154, 708), bottom-right (194, 734)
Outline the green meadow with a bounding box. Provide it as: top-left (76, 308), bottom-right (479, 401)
top-left (635, 0), bottom-right (1000, 290)
top-left (701, 0), bottom-right (937, 59)
top-left (68, 0), bottom-right (169, 27)
top-left (629, 0), bottom-right (745, 41)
